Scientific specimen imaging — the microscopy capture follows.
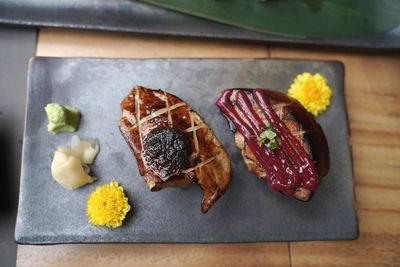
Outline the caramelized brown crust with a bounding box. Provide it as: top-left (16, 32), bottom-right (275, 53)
top-left (119, 86), bottom-right (231, 213)
top-left (230, 89), bottom-right (329, 201)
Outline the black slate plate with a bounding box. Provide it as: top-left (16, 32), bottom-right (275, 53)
top-left (15, 57), bottom-right (358, 244)
top-left (0, 0), bottom-right (399, 52)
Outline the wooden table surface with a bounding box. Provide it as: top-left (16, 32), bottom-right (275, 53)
top-left (17, 28), bottom-right (400, 267)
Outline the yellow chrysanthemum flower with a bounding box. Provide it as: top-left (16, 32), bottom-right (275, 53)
top-left (288, 72), bottom-right (332, 116)
top-left (86, 181), bottom-right (131, 228)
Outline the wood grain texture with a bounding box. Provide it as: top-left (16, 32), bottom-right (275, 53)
top-left (36, 28), bottom-right (269, 58)
top-left (270, 47), bottom-right (400, 267)
top-left (17, 243), bottom-right (289, 267)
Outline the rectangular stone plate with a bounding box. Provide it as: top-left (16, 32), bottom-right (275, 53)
top-left (15, 57), bottom-right (358, 244)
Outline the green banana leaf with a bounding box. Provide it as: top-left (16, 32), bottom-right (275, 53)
top-left (138, 0), bottom-right (400, 38)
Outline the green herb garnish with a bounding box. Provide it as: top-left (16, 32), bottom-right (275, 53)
top-left (257, 126), bottom-right (278, 150)
top-left (267, 138), bottom-right (278, 150)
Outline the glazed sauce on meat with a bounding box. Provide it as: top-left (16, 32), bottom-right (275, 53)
top-left (216, 89), bottom-right (319, 195)
top-left (252, 89), bottom-right (318, 190)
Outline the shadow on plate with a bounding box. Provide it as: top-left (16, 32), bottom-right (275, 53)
top-left (0, 130), bottom-right (19, 214)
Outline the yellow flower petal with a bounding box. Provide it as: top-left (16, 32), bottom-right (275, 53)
top-left (288, 72), bottom-right (332, 116)
top-left (86, 181), bottom-right (131, 228)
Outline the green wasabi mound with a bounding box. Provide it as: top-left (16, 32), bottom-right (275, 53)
top-left (45, 103), bottom-right (80, 133)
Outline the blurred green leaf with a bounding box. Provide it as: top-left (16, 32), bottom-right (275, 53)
top-left (138, 0), bottom-right (400, 38)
